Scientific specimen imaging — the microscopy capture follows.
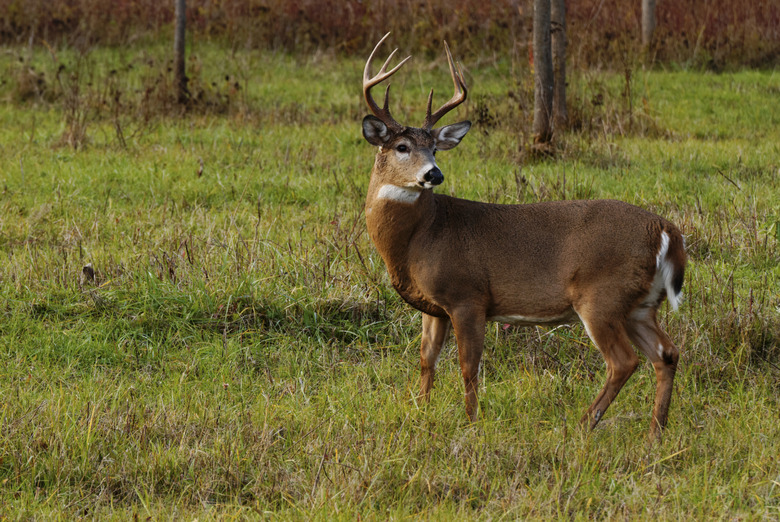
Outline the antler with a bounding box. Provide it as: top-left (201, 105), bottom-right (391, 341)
top-left (363, 32), bottom-right (411, 133)
top-left (422, 41), bottom-right (468, 130)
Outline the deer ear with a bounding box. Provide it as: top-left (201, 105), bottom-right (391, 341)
top-left (362, 115), bottom-right (392, 146)
top-left (432, 120), bottom-right (471, 150)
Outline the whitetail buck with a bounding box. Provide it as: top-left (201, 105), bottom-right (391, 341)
top-left (361, 33), bottom-right (686, 440)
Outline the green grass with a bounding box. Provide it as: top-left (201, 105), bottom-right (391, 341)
top-left (0, 43), bottom-right (779, 519)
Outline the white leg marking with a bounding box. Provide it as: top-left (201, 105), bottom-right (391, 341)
top-left (428, 335), bottom-right (446, 370)
top-left (630, 306), bottom-right (650, 321)
top-left (377, 184), bottom-right (421, 203)
top-left (580, 319), bottom-right (600, 350)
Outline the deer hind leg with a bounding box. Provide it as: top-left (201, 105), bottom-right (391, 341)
top-left (626, 306), bottom-right (679, 441)
top-left (578, 312), bottom-right (640, 430)
top-left (420, 313), bottom-right (451, 401)
top-left (449, 307), bottom-right (486, 422)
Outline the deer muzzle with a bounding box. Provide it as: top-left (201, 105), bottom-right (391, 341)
top-left (421, 166), bottom-right (444, 187)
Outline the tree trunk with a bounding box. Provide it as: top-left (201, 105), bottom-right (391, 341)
top-left (551, 0), bottom-right (567, 130)
top-left (641, 0), bottom-right (657, 49)
top-left (533, 0), bottom-right (554, 146)
top-left (174, 0), bottom-right (188, 105)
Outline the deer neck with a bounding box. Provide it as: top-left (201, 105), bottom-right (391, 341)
top-left (364, 168), bottom-right (435, 277)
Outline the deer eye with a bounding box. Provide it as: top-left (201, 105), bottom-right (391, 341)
top-left (396, 144), bottom-right (409, 153)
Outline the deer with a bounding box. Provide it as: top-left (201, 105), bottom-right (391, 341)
top-left (360, 33), bottom-right (686, 441)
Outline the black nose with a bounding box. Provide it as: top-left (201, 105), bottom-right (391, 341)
top-left (423, 167), bottom-right (444, 186)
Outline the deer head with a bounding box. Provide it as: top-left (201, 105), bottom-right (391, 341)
top-left (361, 33), bottom-right (472, 194)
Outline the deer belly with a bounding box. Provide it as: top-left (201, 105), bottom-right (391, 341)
top-left (489, 310), bottom-right (578, 326)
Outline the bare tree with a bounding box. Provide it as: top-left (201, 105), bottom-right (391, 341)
top-left (174, 0), bottom-right (188, 104)
top-left (642, 0), bottom-right (657, 50)
top-left (551, 0), bottom-right (567, 130)
top-left (533, 0), bottom-right (553, 147)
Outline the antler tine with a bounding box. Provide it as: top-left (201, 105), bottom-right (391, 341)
top-left (422, 40), bottom-right (468, 130)
top-left (363, 32), bottom-right (411, 133)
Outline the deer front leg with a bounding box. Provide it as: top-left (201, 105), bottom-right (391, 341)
top-left (420, 313), bottom-right (451, 402)
top-left (449, 307), bottom-right (486, 422)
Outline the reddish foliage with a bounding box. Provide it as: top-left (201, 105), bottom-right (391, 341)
top-left (0, 0), bottom-right (777, 66)
top-left (569, 0), bottom-right (780, 67)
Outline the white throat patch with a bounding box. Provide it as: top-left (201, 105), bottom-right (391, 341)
top-left (377, 184), bottom-right (421, 204)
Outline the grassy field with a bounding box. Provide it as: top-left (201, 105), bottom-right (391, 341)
top-left (0, 44), bottom-right (779, 519)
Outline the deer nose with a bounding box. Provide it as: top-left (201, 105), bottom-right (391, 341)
top-left (423, 167), bottom-right (444, 186)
